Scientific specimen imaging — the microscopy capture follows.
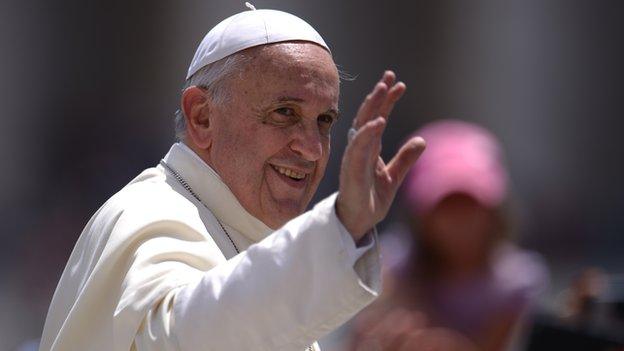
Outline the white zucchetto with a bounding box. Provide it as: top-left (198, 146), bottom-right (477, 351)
top-left (186, 7), bottom-right (330, 79)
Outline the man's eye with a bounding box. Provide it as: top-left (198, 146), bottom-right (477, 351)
top-left (317, 114), bottom-right (335, 136)
top-left (275, 107), bottom-right (295, 116)
top-left (318, 114), bottom-right (334, 125)
top-left (264, 107), bottom-right (299, 126)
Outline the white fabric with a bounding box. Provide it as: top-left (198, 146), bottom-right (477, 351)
top-left (175, 142), bottom-right (374, 263)
top-left (40, 143), bottom-right (381, 351)
top-left (186, 9), bottom-right (330, 79)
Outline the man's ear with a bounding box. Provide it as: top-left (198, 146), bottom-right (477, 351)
top-left (182, 86), bottom-right (214, 150)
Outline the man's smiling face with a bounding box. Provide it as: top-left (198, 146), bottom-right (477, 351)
top-left (205, 42), bottom-right (340, 229)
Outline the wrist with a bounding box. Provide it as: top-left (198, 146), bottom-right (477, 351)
top-left (335, 194), bottom-right (368, 240)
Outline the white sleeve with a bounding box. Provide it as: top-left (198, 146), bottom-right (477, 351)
top-left (338, 222), bottom-right (376, 267)
top-left (136, 193), bottom-right (381, 351)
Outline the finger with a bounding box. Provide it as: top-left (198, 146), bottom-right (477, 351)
top-left (379, 82), bottom-right (406, 119)
top-left (366, 118), bottom-right (387, 169)
top-left (373, 70), bottom-right (398, 120)
top-left (346, 117), bottom-right (387, 174)
top-left (375, 156), bottom-right (386, 175)
top-left (386, 136), bottom-right (426, 187)
top-left (353, 82), bottom-right (388, 129)
top-left (382, 70), bottom-right (396, 88)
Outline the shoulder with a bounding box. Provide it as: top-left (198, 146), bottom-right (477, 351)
top-left (492, 243), bottom-right (550, 301)
top-left (116, 167), bottom-right (196, 216)
top-left (89, 167), bottom-right (208, 244)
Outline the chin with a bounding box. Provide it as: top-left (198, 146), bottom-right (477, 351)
top-left (267, 199), bottom-right (307, 226)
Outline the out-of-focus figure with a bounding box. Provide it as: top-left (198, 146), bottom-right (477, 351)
top-left (557, 267), bottom-right (609, 326)
top-left (526, 268), bottom-right (624, 350)
top-left (348, 120), bottom-right (549, 351)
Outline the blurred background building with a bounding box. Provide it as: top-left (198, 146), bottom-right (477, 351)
top-left (1, 0), bottom-right (622, 349)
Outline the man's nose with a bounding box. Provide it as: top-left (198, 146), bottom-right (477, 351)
top-left (289, 123), bottom-right (324, 162)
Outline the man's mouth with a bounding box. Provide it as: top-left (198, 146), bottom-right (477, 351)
top-left (271, 165), bottom-right (307, 181)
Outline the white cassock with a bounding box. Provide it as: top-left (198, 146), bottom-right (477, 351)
top-left (40, 142), bottom-right (381, 351)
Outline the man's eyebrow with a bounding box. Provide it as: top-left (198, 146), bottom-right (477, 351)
top-left (325, 108), bottom-right (340, 119)
top-left (276, 96), bottom-right (340, 119)
top-left (277, 96), bottom-right (304, 103)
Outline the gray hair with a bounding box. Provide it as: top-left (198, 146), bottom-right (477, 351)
top-left (174, 52), bottom-right (253, 140)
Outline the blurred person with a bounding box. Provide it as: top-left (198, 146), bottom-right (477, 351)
top-left (348, 120), bottom-right (548, 351)
top-left (525, 268), bottom-right (624, 350)
top-left (557, 267), bottom-right (609, 327)
top-left (39, 6), bottom-right (426, 351)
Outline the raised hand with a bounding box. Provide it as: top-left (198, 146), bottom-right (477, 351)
top-left (336, 71), bottom-right (426, 240)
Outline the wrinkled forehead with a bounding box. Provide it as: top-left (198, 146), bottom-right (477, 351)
top-left (234, 42), bottom-right (340, 104)
top-left (251, 42), bottom-right (337, 77)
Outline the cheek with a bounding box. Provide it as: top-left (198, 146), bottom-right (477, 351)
top-left (223, 123), bottom-right (288, 174)
top-left (317, 139), bottom-right (331, 174)
top-left (212, 122), bottom-right (265, 180)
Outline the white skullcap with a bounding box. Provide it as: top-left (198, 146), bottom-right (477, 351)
top-left (186, 6), bottom-right (330, 80)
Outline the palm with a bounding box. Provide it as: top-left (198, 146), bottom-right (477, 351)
top-left (336, 71), bottom-right (426, 239)
top-left (366, 160), bottom-right (393, 215)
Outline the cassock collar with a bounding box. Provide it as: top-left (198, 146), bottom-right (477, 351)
top-left (162, 142), bottom-right (273, 243)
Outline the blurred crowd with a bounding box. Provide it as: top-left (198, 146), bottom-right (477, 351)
top-left (330, 121), bottom-right (623, 350)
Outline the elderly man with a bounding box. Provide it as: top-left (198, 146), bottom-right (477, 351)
top-left (40, 7), bottom-right (425, 351)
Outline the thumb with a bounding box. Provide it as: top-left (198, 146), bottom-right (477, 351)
top-left (386, 136), bottom-right (426, 188)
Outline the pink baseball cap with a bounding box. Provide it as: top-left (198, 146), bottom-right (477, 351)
top-left (404, 120), bottom-right (509, 215)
